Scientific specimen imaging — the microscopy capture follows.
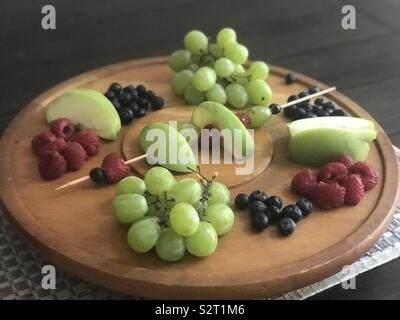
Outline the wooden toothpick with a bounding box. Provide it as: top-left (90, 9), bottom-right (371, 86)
top-left (55, 154), bottom-right (147, 191)
top-left (280, 86), bottom-right (336, 108)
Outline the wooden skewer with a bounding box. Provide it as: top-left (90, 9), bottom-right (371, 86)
top-left (55, 154), bottom-right (147, 191)
top-left (280, 86), bottom-right (336, 108)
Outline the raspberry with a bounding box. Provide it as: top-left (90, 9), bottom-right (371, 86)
top-left (350, 161), bottom-right (379, 191)
top-left (341, 174), bottom-right (365, 206)
top-left (61, 142), bottom-right (88, 171)
top-left (291, 169), bottom-right (318, 197)
top-left (101, 153), bottom-right (129, 184)
top-left (311, 182), bottom-right (345, 210)
top-left (235, 112), bottom-right (250, 128)
top-left (72, 130), bottom-right (100, 156)
top-left (38, 138), bottom-right (66, 157)
top-left (318, 162), bottom-right (348, 183)
top-left (334, 155), bottom-right (354, 170)
top-left (49, 118), bottom-right (75, 140)
top-left (38, 151), bottom-right (66, 180)
top-left (31, 132), bottom-right (56, 155)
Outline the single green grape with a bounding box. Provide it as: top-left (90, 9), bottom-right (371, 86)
top-left (113, 194), bottom-right (148, 225)
top-left (156, 227), bottom-right (186, 262)
top-left (216, 28), bottom-right (237, 48)
top-left (144, 166), bottom-right (176, 196)
top-left (214, 57), bottom-right (235, 78)
top-left (169, 203), bottom-right (200, 236)
top-left (127, 217), bottom-right (160, 253)
top-left (168, 49), bottom-right (191, 72)
top-left (224, 43), bottom-right (248, 65)
top-left (184, 85), bottom-right (206, 105)
top-left (247, 106), bottom-right (272, 128)
top-left (249, 61), bottom-right (269, 80)
top-left (233, 64), bottom-right (245, 75)
top-left (171, 178), bottom-right (203, 205)
top-left (208, 181), bottom-right (230, 205)
top-left (192, 67), bottom-right (217, 92)
top-left (225, 83), bottom-right (248, 108)
top-left (171, 69), bottom-right (194, 96)
top-left (206, 83), bottom-right (227, 104)
top-left (204, 203), bottom-right (234, 235)
top-left (184, 30), bottom-right (208, 54)
top-left (115, 176), bottom-right (146, 196)
top-left (246, 79), bottom-right (273, 105)
top-left (185, 221), bottom-right (218, 257)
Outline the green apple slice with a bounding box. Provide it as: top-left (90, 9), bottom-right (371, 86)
top-left (191, 101), bottom-right (254, 160)
top-left (46, 88), bottom-right (121, 140)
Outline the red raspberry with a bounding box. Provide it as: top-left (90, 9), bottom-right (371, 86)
top-left (38, 138), bottom-right (66, 157)
top-left (318, 162), bottom-right (348, 183)
top-left (235, 112), bottom-right (250, 128)
top-left (72, 130), bottom-right (100, 156)
top-left (49, 118), bottom-right (75, 140)
top-left (291, 169), bottom-right (318, 197)
top-left (38, 151), bottom-right (66, 180)
top-left (350, 161), bottom-right (379, 191)
top-left (311, 182), bottom-right (345, 210)
top-left (61, 142), bottom-right (88, 171)
top-left (101, 153), bottom-right (129, 184)
top-left (340, 174), bottom-right (365, 206)
top-left (334, 155), bottom-right (354, 170)
top-left (31, 132), bottom-right (56, 155)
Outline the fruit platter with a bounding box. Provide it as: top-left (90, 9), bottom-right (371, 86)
top-left (0, 28), bottom-right (399, 299)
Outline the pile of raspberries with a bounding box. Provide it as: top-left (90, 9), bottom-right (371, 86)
top-left (291, 155), bottom-right (379, 210)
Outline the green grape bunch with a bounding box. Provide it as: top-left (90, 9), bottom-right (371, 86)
top-left (169, 28), bottom-right (273, 109)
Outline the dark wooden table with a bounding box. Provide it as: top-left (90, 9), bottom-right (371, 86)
top-left (1, 0), bottom-right (399, 299)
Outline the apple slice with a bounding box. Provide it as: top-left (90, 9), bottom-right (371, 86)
top-left (46, 88), bottom-right (121, 140)
top-left (191, 101), bottom-right (254, 160)
top-left (287, 116), bottom-right (377, 166)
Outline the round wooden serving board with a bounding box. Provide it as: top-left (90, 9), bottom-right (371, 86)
top-left (0, 57), bottom-right (399, 299)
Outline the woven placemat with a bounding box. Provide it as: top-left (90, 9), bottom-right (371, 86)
top-left (1, 148), bottom-right (399, 300)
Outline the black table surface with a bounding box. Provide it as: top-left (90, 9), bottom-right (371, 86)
top-left (1, 0), bottom-right (399, 300)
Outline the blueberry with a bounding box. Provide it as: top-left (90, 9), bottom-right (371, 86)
top-left (109, 82), bottom-right (122, 95)
top-left (287, 94), bottom-right (298, 102)
top-left (265, 205), bottom-right (281, 223)
top-left (136, 108), bottom-right (147, 118)
top-left (89, 167), bottom-right (105, 184)
top-left (314, 98), bottom-right (324, 105)
top-left (248, 200), bottom-right (267, 215)
top-left (293, 107), bottom-right (307, 120)
top-left (118, 108), bottom-right (134, 124)
top-left (136, 84), bottom-right (147, 97)
top-left (331, 109), bottom-right (346, 116)
top-left (284, 105), bottom-right (297, 119)
top-left (235, 193), bottom-right (249, 210)
top-left (110, 98), bottom-right (121, 110)
top-left (150, 96), bottom-right (165, 110)
top-left (264, 195), bottom-right (282, 209)
top-left (312, 105), bottom-right (323, 113)
top-left (306, 112), bottom-right (316, 118)
top-left (251, 212), bottom-right (269, 232)
top-left (146, 90), bottom-right (156, 100)
top-left (301, 102), bottom-right (313, 113)
top-left (123, 84), bottom-right (136, 94)
top-left (296, 198), bottom-right (313, 217)
top-left (281, 204), bottom-right (302, 222)
top-left (278, 218), bottom-right (296, 236)
top-left (322, 101), bottom-right (336, 111)
top-left (268, 103), bottom-right (281, 115)
top-left (298, 91), bottom-right (309, 100)
top-left (137, 96), bottom-right (149, 109)
top-left (104, 90), bottom-right (115, 100)
top-left (249, 190), bottom-right (268, 203)
top-left (322, 111), bottom-right (331, 117)
top-left (308, 86), bottom-right (320, 94)
top-left (127, 102), bottom-right (139, 115)
top-left (315, 109), bottom-right (327, 117)
top-left (285, 73), bottom-right (296, 84)
top-left (119, 92), bottom-right (132, 107)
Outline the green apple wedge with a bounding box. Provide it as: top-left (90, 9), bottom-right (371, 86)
top-left (46, 88), bottom-right (121, 140)
top-left (287, 117), bottom-right (377, 166)
top-left (139, 122), bottom-right (197, 173)
top-left (191, 101), bottom-right (254, 160)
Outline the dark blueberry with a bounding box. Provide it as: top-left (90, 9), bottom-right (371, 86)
top-left (89, 167), bottom-right (105, 184)
top-left (123, 84), bottom-right (136, 94)
top-left (137, 96), bottom-right (149, 109)
top-left (265, 205), bottom-right (281, 223)
top-left (301, 102), bottom-right (313, 113)
top-left (268, 103), bottom-right (281, 115)
top-left (296, 198), bottom-right (313, 217)
top-left (249, 190), bottom-right (268, 203)
top-left (322, 111), bottom-right (331, 117)
top-left (322, 101), bottom-right (336, 111)
top-left (104, 90), bottom-right (116, 100)
top-left (312, 105), bottom-right (323, 113)
top-left (119, 92), bottom-right (132, 107)
top-left (287, 94), bottom-right (298, 102)
top-left (150, 96), bottom-right (165, 110)
top-left (235, 193), bottom-right (249, 210)
top-left (298, 91), bottom-right (309, 100)
top-left (315, 109), bottom-right (326, 117)
top-left (306, 112), bottom-right (316, 118)
top-left (118, 108), bottom-right (134, 125)
top-left (130, 89), bottom-right (139, 102)
top-left (264, 195), bottom-right (282, 209)
top-left (110, 98), bottom-right (121, 110)
top-left (284, 105), bottom-right (297, 119)
top-left (249, 200), bottom-right (267, 215)
top-left (293, 107), bottom-right (307, 120)
top-left (314, 97), bottom-right (324, 105)
top-left (136, 84), bottom-right (147, 97)
top-left (278, 218), bottom-right (296, 236)
top-left (146, 90), bottom-right (156, 100)
top-left (331, 109), bottom-right (347, 116)
top-left (285, 73), bottom-right (296, 84)
top-left (136, 108), bottom-right (147, 118)
top-left (251, 212), bottom-right (269, 232)
top-left (127, 102), bottom-right (139, 115)
top-left (308, 86), bottom-right (320, 94)
top-left (109, 82), bottom-right (122, 95)
top-left (282, 204), bottom-right (302, 222)
top-left (325, 108), bottom-right (334, 115)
